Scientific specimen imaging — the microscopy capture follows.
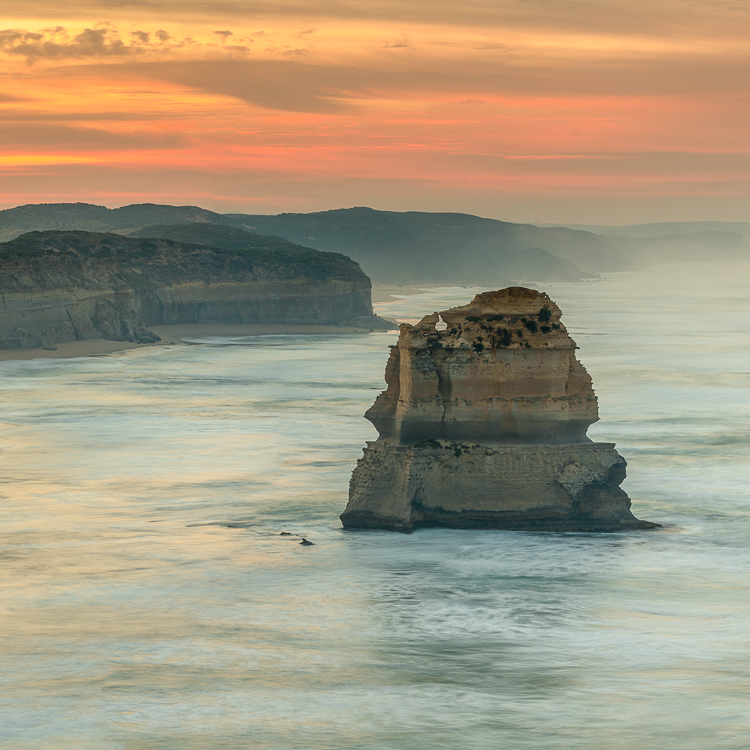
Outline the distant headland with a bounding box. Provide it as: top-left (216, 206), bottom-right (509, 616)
top-left (1, 202), bottom-right (746, 289)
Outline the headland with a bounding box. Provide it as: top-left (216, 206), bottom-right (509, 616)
top-left (0, 230), bottom-right (392, 358)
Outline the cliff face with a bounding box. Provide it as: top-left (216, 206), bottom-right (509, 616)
top-left (341, 287), bottom-right (657, 533)
top-left (0, 231), bottom-right (380, 350)
top-left (366, 287), bottom-right (597, 444)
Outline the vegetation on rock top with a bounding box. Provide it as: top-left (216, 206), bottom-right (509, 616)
top-left (0, 230), bottom-right (367, 282)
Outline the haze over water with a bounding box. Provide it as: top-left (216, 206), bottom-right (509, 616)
top-left (1, 264), bottom-right (750, 749)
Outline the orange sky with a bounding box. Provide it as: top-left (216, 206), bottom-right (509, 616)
top-left (3, 0), bottom-right (750, 223)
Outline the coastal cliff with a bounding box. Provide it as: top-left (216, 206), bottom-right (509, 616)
top-left (0, 230), bottom-right (384, 350)
top-left (341, 287), bottom-right (657, 532)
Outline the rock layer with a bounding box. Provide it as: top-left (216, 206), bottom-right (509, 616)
top-left (0, 231), bottom-right (388, 350)
top-left (341, 287), bottom-right (656, 533)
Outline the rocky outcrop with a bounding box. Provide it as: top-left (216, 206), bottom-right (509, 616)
top-left (341, 287), bottom-right (657, 533)
top-left (0, 231), bottom-right (389, 350)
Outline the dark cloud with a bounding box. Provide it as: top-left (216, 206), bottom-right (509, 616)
top-left (0, 25), bottom-right (228, 62)
top-left (0, 27), bottom-right (136, 61)
top-left (0, 25), bottom-right (255, 64)
top-left (56, 50), bottom-right (750, 117)
top-left (137, 59), bottom-right (358, 114)
top-left (0, 109), bottom-right (174, 121)
top-left (7, 0), bottom-right (750, 37)
top-left (0, 122), bottom-right (184, 147)
top-left (383, 35), bottom-right (412, 48)
top-left (0, 30), bottom-right (43, 46)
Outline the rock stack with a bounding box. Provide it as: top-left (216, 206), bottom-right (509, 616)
top-left (341, 287), bottom-right (657, 533)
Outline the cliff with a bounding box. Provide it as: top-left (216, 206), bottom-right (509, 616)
top-left (341, 287), bottom-right (657, 533)
top-left (0, 230), bottom-right (384, 350)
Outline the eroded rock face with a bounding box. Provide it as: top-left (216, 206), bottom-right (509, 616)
top-left (366, 287), bottom-right (597, 444)
top-left (341, 287), bottom-right (657, 533)
top-left (0, 231), bottom-right (385, 350)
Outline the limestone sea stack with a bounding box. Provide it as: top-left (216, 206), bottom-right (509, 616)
top-left (341, 287), bottom-right (657, 533)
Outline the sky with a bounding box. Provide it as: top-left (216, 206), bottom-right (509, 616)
top-left (2, 0), bottom-right (750, 223)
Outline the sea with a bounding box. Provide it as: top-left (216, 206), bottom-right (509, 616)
top-left (1, 263), bottom-right (749, 750)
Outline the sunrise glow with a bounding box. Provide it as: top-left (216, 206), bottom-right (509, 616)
top-left (3, 1), bottom-right (750, 221)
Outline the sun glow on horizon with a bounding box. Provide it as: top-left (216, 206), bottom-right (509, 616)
top-left (3, 2), bottom-right (750, 222)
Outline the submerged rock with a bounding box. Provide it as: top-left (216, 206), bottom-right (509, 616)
top-left (341, 287), bottom-right (657, 533)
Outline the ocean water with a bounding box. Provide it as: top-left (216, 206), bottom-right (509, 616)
top-left (1, 264), bottom-right (750, 749)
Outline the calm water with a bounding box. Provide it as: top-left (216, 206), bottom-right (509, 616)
top-left (1, 265), bottom-right (750, 749)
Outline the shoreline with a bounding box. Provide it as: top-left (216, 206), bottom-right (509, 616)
top-left (0, 323), bottom-right (389, 362)
top-left (0, 283), bottom-right (437, 363)
top-left (371, 283), bottom-right (439, 303)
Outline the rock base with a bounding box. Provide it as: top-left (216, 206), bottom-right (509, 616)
top-left (341, 440), bottom-right (658, 533)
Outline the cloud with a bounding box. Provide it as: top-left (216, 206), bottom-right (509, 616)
top-left (129, 59), bottom-right (359, 113)
top-left (0, 27), bottom-right (138, 61)
top-left (78, 50), bottom-right (750, 116)
top-left (0, 109), bottom-right (175, 121)
top-left (0, 122), bottom-right (185, 148)
top-left (383, 35), bottom-right (412, 48)
top-left (3, 0), bottom-right (750, 224)
top-left (8, 0), bottom-right (750, 39)
top-left (0, 25), bottom-right (257, 64)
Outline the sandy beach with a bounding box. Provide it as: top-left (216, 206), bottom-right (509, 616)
top-left (0, 323), bottom-right (388, 362)
top-left (0, 284), bottom-right (424, 362)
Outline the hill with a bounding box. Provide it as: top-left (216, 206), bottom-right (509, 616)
top-left (3, 203), bottom-right (746, 284)
top-left (224, 207), bottom-right (632, 281)
top-left (0, 203), bottom-right (624, 284)
top-left (539, 221), bottom-right (750, 261)
top-left (540, 220), bottom-right (750, 240)
top-left (0, 203), bottom-right (221, 242)
top-left (228, 208), bottom-right (750, 273)
top-left (128, 219), bottom-right (593, 284)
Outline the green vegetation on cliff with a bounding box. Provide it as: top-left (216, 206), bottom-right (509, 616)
top-left (128, 223), bottom-right (293, 252)
top-left (0, 229), bottom-right (364, 275)
top-left (2, 230), bottom-right (365, 282)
